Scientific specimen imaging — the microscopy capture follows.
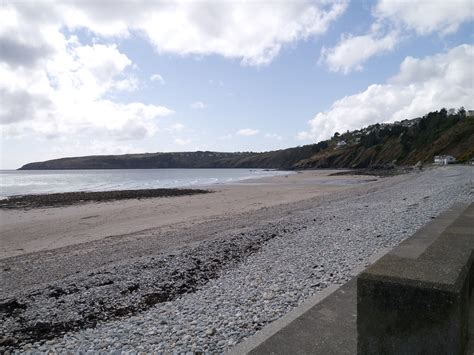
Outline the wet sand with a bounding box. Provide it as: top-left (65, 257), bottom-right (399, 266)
top-left (0, 170), bottom-right (376, 259)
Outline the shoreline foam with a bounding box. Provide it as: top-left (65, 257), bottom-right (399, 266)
top-left (0, 169), bottom-right (371, 259)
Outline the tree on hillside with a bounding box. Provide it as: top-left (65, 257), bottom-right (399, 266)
top-left (439, 108), bottom-right (447, 119)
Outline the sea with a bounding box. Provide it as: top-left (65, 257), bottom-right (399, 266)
top-left (0, 169), bottom-right (291, 198)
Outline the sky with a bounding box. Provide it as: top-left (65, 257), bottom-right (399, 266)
top-left (0, 0), bottom-right (473, 169)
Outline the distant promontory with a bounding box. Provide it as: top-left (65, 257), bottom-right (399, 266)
top-left (19, 109), bottom-right (474, 170)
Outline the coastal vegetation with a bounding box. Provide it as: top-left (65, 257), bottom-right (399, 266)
top-left (19, 109), bottom-right (473, 170)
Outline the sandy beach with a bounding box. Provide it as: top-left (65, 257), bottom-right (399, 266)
top-left (1, 166), bottom-right (471, 352)
top-left (0, 170), bottom-right (376, 260)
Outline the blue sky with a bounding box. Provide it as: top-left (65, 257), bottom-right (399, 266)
top-left (1, 0), bottom-right (473, 168)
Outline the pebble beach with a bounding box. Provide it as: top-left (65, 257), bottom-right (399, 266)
top-left (1, 166), bottom-right (472, 353)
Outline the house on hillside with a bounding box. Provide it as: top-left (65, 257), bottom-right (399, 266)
top-left (434, 155), bottom-right (456, 165)
top-left (448, 108), bottom-right (456, 116)
top-left (399, 119), bottom-right (418, 127)
top-left (467, 110), bottom-right (474, 117)
top-left (336, 140), bottom-right (347, 148)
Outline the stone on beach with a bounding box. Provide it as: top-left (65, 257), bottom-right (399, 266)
top-left (1, 167), bottom-right (471, 353)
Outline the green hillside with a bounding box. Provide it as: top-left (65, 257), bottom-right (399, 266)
top-left (19, 109), bottom-right (474, 170)
top-left (294, 108), bottom-right (474, 169)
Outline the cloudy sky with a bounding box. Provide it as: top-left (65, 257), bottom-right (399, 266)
top-left (0, 0), bottom-right (473, 169)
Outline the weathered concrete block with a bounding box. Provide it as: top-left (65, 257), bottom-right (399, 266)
top-left (357, 203), bottom-right (473, 355)
top-left (357, 272), bottom-right (470, 354)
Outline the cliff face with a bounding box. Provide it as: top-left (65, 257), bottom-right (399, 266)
top-left (19, 110), bottom-right (474, 170)
top-left (293, 111), bottom-right (474, 169)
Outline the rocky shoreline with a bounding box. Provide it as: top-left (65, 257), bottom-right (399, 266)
top-left (329, 165), bottom-right (414, 177)
top-left (0, 227), bottom-right (300, 347)
top-left (0, 188), bottom-right (210, 209)
top-left (0, 167), bottom-right (472, 353)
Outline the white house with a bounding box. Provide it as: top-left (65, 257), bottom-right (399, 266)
top-left (336, 140), bottom-right (347, 148)
top-left (434, 155), bottom-right (456, 165)
top-left (467, 110), bottom-right (474, 117)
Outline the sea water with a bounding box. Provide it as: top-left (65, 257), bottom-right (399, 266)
top-left (0, 169), bottom-right (291, 197)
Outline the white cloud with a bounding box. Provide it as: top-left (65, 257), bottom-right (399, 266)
top-left (237, 128), bottom-right (259, 136)
top-left (320, 30), bottom-right (399, 74)
top-left (114, 76), bottom-right (139, 91)
top-left (374, 0), bottom-right (474, 35)
top-left (299, 44), bottom-right (474, 142)
top-left (0, 1), bottom-right (347, 150)
top-left (0, 23), bottom-right (174, 140)
top-left (150, 73), bottom-right (165, 84)
top-left (190, 101), bottom-right (207, 110)
top-left (142, 1), bottom-right (348, 66)
top-left (320, 0), bottom-right (473, 73)
top-left (3, 1), bottom-right (347, 67)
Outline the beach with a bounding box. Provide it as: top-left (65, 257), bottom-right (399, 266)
top-left (0, 166), bottom-right (472, 352)
top-left (0, 170), bottom-right (374, 260)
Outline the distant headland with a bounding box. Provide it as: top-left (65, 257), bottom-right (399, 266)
top-left (19, 108), bottom-right (474, 170)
